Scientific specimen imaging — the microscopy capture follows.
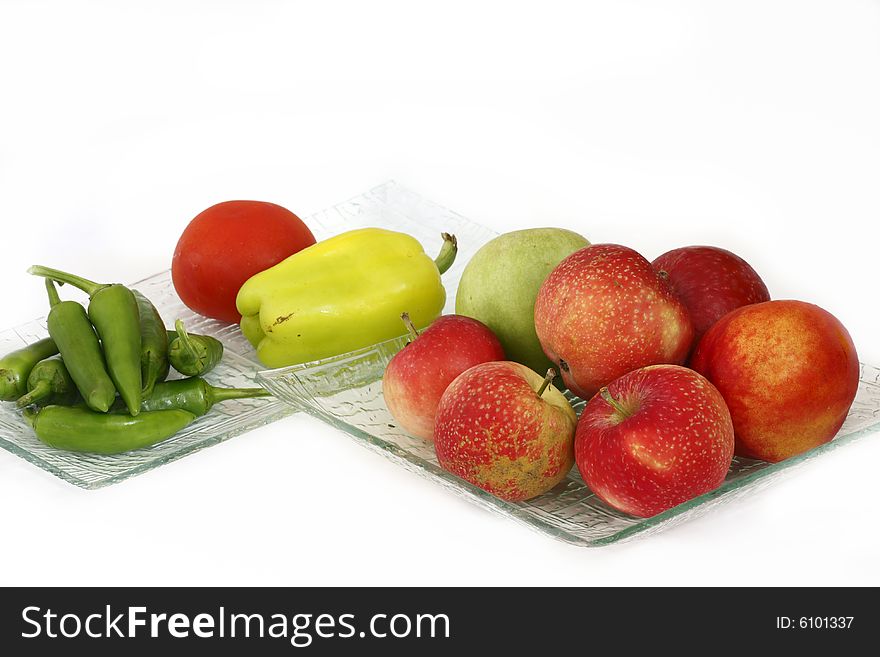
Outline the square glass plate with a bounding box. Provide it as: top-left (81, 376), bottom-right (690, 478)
top-left (0, 271), bottom-right (296, 489)
top-left (256, 181), bottom-right (880, 546)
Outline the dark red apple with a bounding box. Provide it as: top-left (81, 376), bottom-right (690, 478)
top-left (383, 313), bottom-right (505, 440)
top-left (575, 364), bottom-right (735, 518)
top-left (653, 245), bottom-right (770, 347)
top-left (690, 300), bottom-right (859, 462)
top-left (434, 362), bottom-right (576, 501)
top-left (534, 244), bottom-right (694, 399)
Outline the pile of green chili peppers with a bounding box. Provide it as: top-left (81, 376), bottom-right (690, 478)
top-left (0, 266), bottom-right (271, 455)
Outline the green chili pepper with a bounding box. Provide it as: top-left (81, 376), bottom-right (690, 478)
top-left (44, 279), bottom-right (117, 413)
top-left (135, 377), bottom-right (270, 417)
top-left (16, 354), bottom-right (76, 408)
top-left (168, 319), bottom-right (223, 376)
top-left (28, 265), bottom-right (143, 415)
top-left (24, 404), bottom-right (196, 454)
top-left (0, 337), bottom-right (58, 401)
top-left (133, 290), bottom-right (169, 397)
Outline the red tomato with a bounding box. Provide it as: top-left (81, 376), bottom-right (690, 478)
top-left (172, 200), bottom-right (316, 323)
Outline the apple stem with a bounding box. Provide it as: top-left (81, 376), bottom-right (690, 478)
top-left (400, 313), bottom-right (420, 340)
top-left (599, 387), bottom-right (630, 418)
top-left (536, 368), bottom-right (556, 398)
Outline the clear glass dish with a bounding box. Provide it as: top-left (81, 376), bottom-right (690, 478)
top-left (256, 181), bottom-right (880, 546)
top-left (0, 270), bottom-right (296, 489)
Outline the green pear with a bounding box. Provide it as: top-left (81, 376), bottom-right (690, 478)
top-left (455, 228), bottom-right (590, 374)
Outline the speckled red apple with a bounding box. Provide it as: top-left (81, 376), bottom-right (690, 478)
top-left (383, 314), bottom-right (505, 440)
top-left (691, 300), bottom-right (859, 462)
top-left (653, 245), bottom-right (770, 348)
top-left (575, 364), bottom-right (735, 518)
top-left (534, 244), bottom-right (694, 399)
top-left (433, 361), bottom-right (576, 501)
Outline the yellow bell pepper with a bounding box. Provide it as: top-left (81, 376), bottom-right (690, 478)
top-left (236, 228), bottom-right (457, 368)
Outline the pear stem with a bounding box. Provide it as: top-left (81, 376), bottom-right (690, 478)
top-left (599, 387), bottom-right (630, 418)
top-left (536, 368), bottom-right (556, 397)
top-left (400, 313), bottom-right (420, 340)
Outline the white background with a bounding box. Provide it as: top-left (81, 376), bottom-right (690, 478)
top-left (1, 0), bottom-right (878, 586)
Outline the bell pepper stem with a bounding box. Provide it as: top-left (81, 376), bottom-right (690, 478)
top-left (400, 313), bottom-right (420, 340)
top-left (536, 368), bottom-right (556, 398)
top-left (28, 265), bottom-right (105, 297)
top-left (174, 319), bottom-right (200, 363)
top-left (45, 278), bottom-right (62, 308)
top-left (434, 233), bottom-right (458, 275)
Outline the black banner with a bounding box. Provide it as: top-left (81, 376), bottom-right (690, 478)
top-left (0, 587), bottom-right (874, 654)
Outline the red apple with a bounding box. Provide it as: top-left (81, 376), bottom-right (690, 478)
top-left (653, 245), bottom-right (770, 348)
top-left (534, 244), bottom-right (694, 399)
top-left (383, 314), bottom-right (505, 440)
top-left (433, 362), bottom-right (576, 501)
top-left (690, 300), bottom-right (859, 462)
top-left (575, 364), bottom-right (735, 518)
